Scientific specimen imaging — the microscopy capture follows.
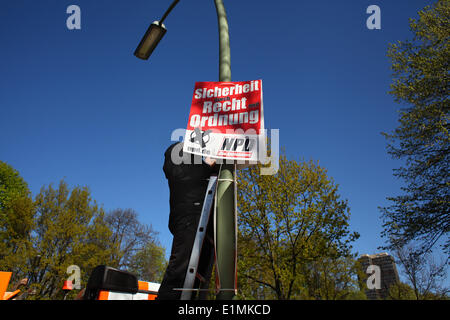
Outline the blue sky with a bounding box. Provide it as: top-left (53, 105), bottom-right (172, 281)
top-left (0, 0), bottom-right (438, 265)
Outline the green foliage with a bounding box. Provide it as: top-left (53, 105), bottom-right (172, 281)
top-left (127, 242), bottom-right (167, 283)
top-left (236, 154), bottom-right (360, 299)
top-left (381, 0), bottom-right (450, 255)
top-left (300, 256), bottom-right (366, 300)
top-left (386, 282), bottom-right (417, 300)
top-left (0, 161), bottom-right (30, 211)
top-left (0, 162), bottom-right (167, 299)
top-left (31, 180), bottom-right (116, 299)
top-left (0, 161), bottom-right (35, 283)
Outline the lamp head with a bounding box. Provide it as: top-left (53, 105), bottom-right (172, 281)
top-left (134, 21), bottom-right (167, 60)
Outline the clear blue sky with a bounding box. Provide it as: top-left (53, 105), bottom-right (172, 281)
top-left (0, 0), bottom-right (437, 262)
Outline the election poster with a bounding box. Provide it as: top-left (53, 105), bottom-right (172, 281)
top-left (183, 80), bottom-right (265, 162)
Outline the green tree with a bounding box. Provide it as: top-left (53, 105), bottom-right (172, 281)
top-left (386, 282), bottom-right (417, 300)
top-left (0, 161), bottom-right (35, 283)
top-left (301, 255), bottom-right (366, 300)
top-left (105, 208), bottom-right (167, 282)
top-left (393, 243), bottom-right (448, 300)
top-left (31, 180), bottom-right (116, 299)
top-left (127, 242), bottom-right (167, 283)
top-left (236, 155), bottom-right (360, 299)
top-left (381, 0), bottom-right (449, 255)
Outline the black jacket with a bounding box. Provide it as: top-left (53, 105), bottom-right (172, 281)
top-left (163, 142), bottom-right (219, 225)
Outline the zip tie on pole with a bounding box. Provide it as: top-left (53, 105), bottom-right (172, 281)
top-left (218, 164), bottom-right (236, 183)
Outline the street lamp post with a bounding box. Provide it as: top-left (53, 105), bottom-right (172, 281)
top-left (134, 0), bottom-right (236, 300)
top-left (213, 0), bottom-right (236, 301)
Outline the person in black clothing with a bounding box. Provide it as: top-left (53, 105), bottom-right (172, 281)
top-left (157, 142), bottom-right (219, 300)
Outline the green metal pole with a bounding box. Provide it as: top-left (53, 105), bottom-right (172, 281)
top-left (213, 0), bottom-right (236, 300)
top-left (214, 0), bottom-right (231, 82)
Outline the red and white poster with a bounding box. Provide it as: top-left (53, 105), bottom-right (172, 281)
top-left (183, 80), bottom-right (265, 161)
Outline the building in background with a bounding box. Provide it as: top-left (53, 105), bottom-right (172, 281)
top-left (359, 253), bottom-right (400, 299)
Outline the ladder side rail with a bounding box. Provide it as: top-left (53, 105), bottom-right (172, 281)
top-left (180, 175), bottom-right (218, 300)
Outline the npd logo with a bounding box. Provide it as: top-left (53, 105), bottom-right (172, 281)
top-left (218, 136), bottom-right (256, 158)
